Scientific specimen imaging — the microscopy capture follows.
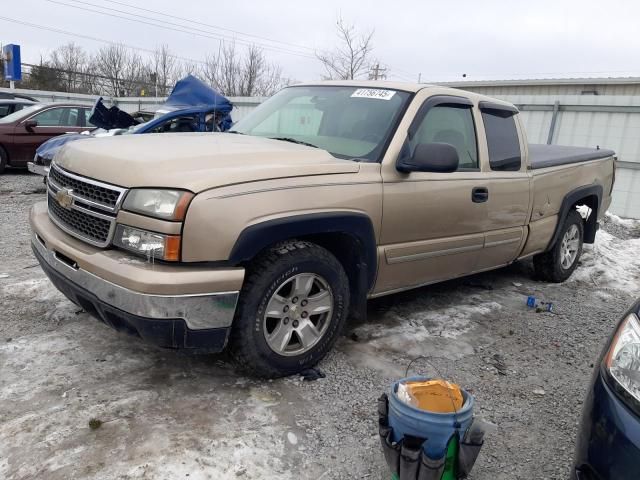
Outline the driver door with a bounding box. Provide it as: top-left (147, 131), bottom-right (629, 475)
top-left (375, 94), bottom-right (488, 295)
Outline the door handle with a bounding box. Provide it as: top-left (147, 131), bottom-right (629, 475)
top-left (472, 187), bottom-right (489, 203)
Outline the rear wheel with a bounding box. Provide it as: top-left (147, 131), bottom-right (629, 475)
top-left (533, 209), bottom-right (584, 282)
top-left (229, 240), bottom-right (350, 378)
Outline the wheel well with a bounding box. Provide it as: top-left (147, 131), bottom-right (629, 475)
top-left (298, 232), bottom-right (370, 321)
top-left (573, 194), bottom-right (599, 243)
top-left (243, 232), bottom-right (371, 322)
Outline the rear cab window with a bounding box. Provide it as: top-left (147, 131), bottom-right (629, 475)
top-left (480, 102), bottom-right (522, 171)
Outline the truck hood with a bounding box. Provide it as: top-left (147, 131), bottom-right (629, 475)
top-left (54, 133), bottom-right (360, 192)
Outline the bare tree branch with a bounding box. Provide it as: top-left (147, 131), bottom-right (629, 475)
top-left (202, 42), bottom-right (287, 97)
top-left (150, 44), bottom-right (177, 96)
top-left (49, 42), bottom-right (88, 92)
top-left (316, 16), bottom-right (374, 80)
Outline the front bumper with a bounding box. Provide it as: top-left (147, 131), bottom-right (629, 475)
top-left (27, 161), bottom-right (49, 177)
top-left (30, 201), bottom-right (245, 350)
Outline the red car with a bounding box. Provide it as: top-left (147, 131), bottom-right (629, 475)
top-left (0, 103), bottom-right (95, 173)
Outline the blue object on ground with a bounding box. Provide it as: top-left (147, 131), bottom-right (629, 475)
top-left (387, 376), bottom-right (474, 459)
top-left (527, 296), bottom-right (536, 308)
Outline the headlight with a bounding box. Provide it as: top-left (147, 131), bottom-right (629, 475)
top-left (113, 225), bottom-right (181, 261)
top-left (122, 189), bottom-right (193, 221)
top-left (604, 313), bottom-right (640, 406)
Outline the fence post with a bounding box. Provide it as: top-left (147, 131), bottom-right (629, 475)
top-left (546, 100), bottom-right (560, 144)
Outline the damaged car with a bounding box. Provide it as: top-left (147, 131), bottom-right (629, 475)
top-left (28, 75), bottom-right (233, 176)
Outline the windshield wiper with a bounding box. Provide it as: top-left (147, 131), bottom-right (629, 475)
top-left (269, 137), bottom-right (318, 148)
top-left (227, 130), bottom-right (244, 134)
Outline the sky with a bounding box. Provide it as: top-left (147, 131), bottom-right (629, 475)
top-left (2, 0), bottom-right (640, 84)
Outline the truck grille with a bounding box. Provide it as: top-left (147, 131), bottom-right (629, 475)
top-left (48, 193), bottom-right (112, 244)
top-left (47, 163), bottom-right (127, 247)
top-left (49, 164), bottom-right (121, 209)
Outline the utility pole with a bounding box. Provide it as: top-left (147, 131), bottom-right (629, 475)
top-left (369, 63), bottom-right (387, 80)
top-left (418, 73), bottom-right (422, 83)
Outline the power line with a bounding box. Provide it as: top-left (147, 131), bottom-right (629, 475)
top-left (78, 0), bottom-right (317, 54)
top-left (0, 15), bottom-right (208, 65)
top-left (44, 0), bottom-right (317, 60)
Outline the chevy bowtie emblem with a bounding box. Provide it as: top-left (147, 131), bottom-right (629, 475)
top-left (55, 188), bottom-right (74, 209)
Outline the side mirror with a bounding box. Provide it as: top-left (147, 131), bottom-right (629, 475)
top-left (23, 119), bottom-right (38, 131)
top-left (396, 142), bottom-right (459, 173)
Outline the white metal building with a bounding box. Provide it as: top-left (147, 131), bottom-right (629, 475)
top-left (442, 78), bottom-right (640, 219)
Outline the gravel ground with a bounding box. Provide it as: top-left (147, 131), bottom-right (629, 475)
top-left (1, 170), bottom-right (639, 480)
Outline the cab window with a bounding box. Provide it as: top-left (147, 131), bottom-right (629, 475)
top-left (482, 110), bottom-right (522, 171)
top-left (408, 105), bottom-right (479, 170)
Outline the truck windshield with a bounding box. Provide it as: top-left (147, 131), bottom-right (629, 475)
top-left (232, 86), bottom-right (411, 162)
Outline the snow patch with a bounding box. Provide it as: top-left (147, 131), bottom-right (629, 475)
top-left (0, 322), bottom-right (296, 480)
top-left (572, 230), bottom-right (640, 293)
top-left (606, 212), bottom-right (640, 229)
top-left (2, 277), bottom-right (64, 302)
top-left (2, 276), bottom-right (77, 323)
top-left (353, 301), bottom-right (502, 359)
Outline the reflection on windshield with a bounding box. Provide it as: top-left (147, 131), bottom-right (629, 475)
top-left (0, 104), bottom-right (42, 124)
top-left (232, 86), bottom-right (410, 162)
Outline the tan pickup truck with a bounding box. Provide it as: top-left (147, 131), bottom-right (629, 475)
top-left (29, 81), bottom-right (615, 376)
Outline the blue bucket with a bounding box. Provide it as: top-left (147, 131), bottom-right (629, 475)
top-left (388, 376), bottom-right (474, 459)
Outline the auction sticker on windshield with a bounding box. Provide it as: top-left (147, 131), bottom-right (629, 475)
top-left (351, 88), bottom-right (396, 100)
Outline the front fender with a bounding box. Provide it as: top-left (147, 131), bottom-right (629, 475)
top-left (229, 212), bottom-right (378, 289)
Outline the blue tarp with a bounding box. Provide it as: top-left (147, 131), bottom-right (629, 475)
top-left (165, 75), bottom-right (233, 131)
top-left (166, 75), bottom-right (233, 112)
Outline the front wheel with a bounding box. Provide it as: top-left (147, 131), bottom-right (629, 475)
top-left (533, 209), bottom-right (584, 282)
top-left (229, 241), bottom-right (350, 377)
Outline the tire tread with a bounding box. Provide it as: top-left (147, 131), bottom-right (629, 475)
top-left (533, 209), bottom-right (584, 283)
top-left (229, 240), bottom-right (349, 377)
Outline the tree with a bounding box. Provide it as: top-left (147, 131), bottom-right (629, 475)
top-left (203, 42), bottom-right (287, 97)
top-left (316, 16), bottom-right (374, 80)
top-left (150, 44), bottom-right (177, 96)
top-left (20, 57), bottom-right (63, 91)
top-left (49, 42), bottom-right (88, 92)
top-left (93, 44), bottom-right (147, 96)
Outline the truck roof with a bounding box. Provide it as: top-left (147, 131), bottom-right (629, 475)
top-left (294, 80), bottom-right (517, 109)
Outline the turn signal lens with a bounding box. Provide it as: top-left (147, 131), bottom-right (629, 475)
top-left (113, 224), bottom-right (181, 261)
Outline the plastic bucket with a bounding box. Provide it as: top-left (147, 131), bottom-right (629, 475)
top-left (388, 376), bottom-right (474, 459)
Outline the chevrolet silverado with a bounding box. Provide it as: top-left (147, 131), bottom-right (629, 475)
top-left (29, 81), bottom-right (615, 377)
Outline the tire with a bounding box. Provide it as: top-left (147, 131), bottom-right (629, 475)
top-left (0, 146), bottom-right (7, 174)
top-left (533, 209), bottom-right (584, 283)
top-left (229, 240), bottom-right (350, 378)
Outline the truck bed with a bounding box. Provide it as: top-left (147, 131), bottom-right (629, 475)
top-left (529, 144), bottom-right (615, 170)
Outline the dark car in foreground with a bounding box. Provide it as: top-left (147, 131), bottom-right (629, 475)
top-left (0, 103), bottom-right (94, 173)
top-left (573, 299), bottom-right (640, 479)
